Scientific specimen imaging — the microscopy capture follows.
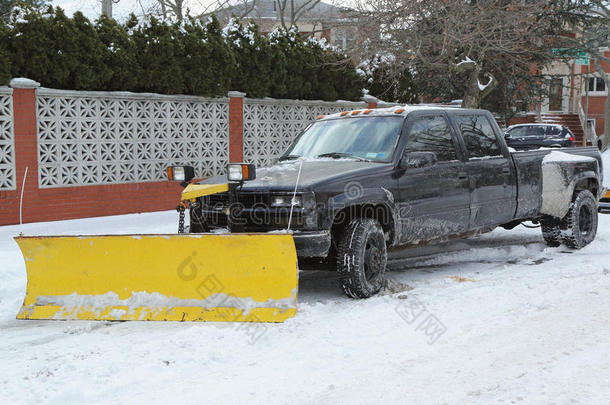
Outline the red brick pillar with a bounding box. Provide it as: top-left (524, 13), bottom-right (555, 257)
top-left (362, 95), bottom-right (379, 109)
top-left (6, 78), bottom-right (40, 225)
top-left (228, 91), bottom-right (245, 163)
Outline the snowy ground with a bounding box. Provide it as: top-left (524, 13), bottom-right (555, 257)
top-left (1, 211), bottom-right (610, 404)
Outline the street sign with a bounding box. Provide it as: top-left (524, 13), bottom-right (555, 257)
top-left (551, 48), bottom-right (589, 65)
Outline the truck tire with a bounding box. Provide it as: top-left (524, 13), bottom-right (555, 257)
top-left (336, 218), bottom-right (387, 298)
top-left (541, 217), bottom-right (561, 247)
top-left (560, 190), bottom-right (598, 249)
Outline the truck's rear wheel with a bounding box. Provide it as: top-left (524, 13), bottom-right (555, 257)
top-left (541, 217), bottom-right (561, 247)
top-left (337, 218), bottom-right (387, 298)
top-left (560, 190), bottom-right (598, 249)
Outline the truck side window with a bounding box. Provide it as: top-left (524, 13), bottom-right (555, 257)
top-left (405, 115), bottom-right (458, 161)
top-left (456, 114), bottom-right (502, 158)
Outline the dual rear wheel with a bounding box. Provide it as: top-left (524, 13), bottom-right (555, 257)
top-left (541, 190), bottom-right (598, 249)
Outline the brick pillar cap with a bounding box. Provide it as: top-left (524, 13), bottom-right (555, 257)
top-left (10, 78), bottom-right (41, 89)
top-left (228, 91), bottom-right (246, 98)
top-left (362, 94), bottom-right (379, 104)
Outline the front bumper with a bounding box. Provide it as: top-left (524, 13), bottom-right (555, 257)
top-left (292, 231), bottom-right (331, 258)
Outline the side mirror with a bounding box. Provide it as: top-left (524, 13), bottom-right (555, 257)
top-left (400, 151), bottom-right (437, 169)
top-left (504, 133), bottom-right (511, 139)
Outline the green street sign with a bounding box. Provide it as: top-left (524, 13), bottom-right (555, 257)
top-left (551, 48), bottom-right (589, 65)
top-left (575, 55), bottom-right (589, 65)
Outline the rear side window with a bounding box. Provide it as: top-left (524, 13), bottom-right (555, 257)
top-left (405, 115), bottom-right (458, 161)
top-left (455, 114), bottom-right (502, 158)
top-left (545, 126), bottom-right (561, 136)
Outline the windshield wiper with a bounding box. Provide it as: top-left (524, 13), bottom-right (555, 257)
top-left (316, 152), bottom-right (367, 161)
top-left (278, 154), bottom-right (301, 161)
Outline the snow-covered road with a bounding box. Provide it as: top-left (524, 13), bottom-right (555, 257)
top-left (1, 211), bottom-right (609, 404)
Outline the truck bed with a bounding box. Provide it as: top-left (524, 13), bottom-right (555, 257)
top-left (511, 147), bottom-right (603, 221)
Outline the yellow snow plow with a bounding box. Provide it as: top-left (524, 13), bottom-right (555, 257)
top-left (16, 164), bottom-right (299, 323)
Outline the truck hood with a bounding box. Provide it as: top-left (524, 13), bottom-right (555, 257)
top-left (200, 160), bottom-right (390, 191)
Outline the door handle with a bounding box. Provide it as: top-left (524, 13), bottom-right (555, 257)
top-left (502, 168), bottom-right (510, 174)
top-left (458, 173), bottom-right (468, 180)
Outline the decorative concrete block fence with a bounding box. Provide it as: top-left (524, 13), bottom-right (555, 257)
top-left (0, 78), bottom-right (379, 225)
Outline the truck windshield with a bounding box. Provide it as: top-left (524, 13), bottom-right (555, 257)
top-left (281, 116), bottom-right (404, 162)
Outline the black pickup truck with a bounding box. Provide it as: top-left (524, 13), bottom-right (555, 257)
top-left (183, 106), bottom-right (604, 298)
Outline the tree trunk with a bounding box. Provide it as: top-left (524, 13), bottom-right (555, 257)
top-left (461, 66), bottom-right (481, 108)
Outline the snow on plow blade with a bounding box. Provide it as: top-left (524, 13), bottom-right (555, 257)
top-left (15, 234), bottom-right (298, 322)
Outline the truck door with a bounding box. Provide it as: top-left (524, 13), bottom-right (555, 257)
top-left (453, 113), bottom-right (517, 228)
top-left (397, 113), bottom-right (471, 243)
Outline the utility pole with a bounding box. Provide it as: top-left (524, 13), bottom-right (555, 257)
top-left (102, 0), bottom-right (113, 17)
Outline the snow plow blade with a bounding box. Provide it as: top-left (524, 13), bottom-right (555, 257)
top-left (15, 234), bottom-right (298, 322)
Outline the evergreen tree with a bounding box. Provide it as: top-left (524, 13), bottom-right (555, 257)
top-left (63, 11), bottom-right (112, 89)
top-left (180, 16), bottom-right (234, 96)
top-left (2, 8), bottom-right (365, 100)
top-left (5, 4), bottom-right (55, 85)
top-left (0, 0), bottom-right (46, 20)
top-left (358, 55), bottom-right (418, 103)
top-left (131, 16), bottom-right (184, 94)
top-left (273, 27), bottom-right (311, 99)
top-left (224, 19), bottom-right (271, 98)
top-left (203, 16), bottom-right (234, 96)
top-left (0, 19), bottom-right (10, 84)
top-left (96, 14), bottom-right (140, 91)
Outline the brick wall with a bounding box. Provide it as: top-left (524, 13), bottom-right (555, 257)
top-left (0, 80), bottom-right (374, 226)
top-left (507, 114), bottom-right (537, 127)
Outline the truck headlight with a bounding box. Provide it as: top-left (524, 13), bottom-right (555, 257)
top-left (227, 163), bottom-right (256, 182)
top-left (271, 195), bottom-right (302, 207)
top-left (167, 165), bottom-right (194, 183)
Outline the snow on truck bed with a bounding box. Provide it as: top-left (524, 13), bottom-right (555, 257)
top-left (1, 211), bottom-right (610, 403)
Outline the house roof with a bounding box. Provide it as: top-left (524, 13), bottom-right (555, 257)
top-left (211, 0), bottom-right (353, 23)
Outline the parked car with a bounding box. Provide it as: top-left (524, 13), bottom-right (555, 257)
top-left (187, 107), bottom-right (603, 298)
top-left (504, 124), bottom-right (575, 150)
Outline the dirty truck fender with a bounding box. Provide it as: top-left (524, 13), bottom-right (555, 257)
top-left (541, 159), bottom-right (600, 219)
top-left (321, 187), bottom-right (400, 245)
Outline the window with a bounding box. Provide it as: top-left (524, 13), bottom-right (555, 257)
top-left (405, 115), bottom-right (458, 161)
top-left (455, 114), bottom-right (502, 158)
top-left (283, 116), bottom-right (403, 162)
top-left (507, 125), bottom-right (561, 138)
top-left (588, 77), bottom-right (606, 93)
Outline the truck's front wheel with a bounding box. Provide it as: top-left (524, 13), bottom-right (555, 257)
top-left (337, 218), bottom-right (387, 298)
top-left (560, 190), bottom-right (598, 249)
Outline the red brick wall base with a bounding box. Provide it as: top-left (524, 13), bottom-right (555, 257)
top-left (0, 181), bottom-right (182, 226)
